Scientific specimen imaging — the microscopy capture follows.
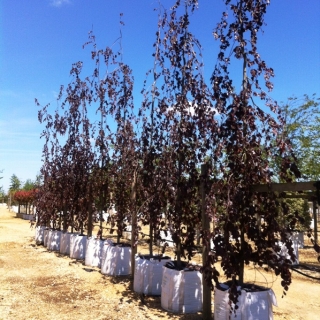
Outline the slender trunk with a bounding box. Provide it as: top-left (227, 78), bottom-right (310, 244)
top-left (239, 0), bottom-right (247, 286)
top-left (239, 223), bottom-right (245, 286)
top-left (58, 207), bottom-right (62, 230)
top-left (313, 200), bottom-right (318, 244)
top-left (149, 224), bottom-right (153, 256)
top-left (63, 204), bottom-right (67, 232)
top-left (201, 163), bottom-right (211, 319)
top-left (131, 170), bottom-right (137, 276)
top-left (71, 212), bottom-right (74, 233)
top-left (87, 181), bottom-right (93, 237)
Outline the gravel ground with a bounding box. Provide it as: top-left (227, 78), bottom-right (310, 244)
top-left (0, 205), bottom-right (320, 320)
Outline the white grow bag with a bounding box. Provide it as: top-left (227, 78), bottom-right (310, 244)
top-left (161, 265), bottom-right (203, 313)
top-left (43, 228), bottom-right (50, 247)
top-left (45, 229), bottom-right (54, 248)
top-left (133, 255), bottom-right (171, 295)
top-left (60, 232), bottom-right (72, 255)
top-left (35, 226), bottom-right (45, 245)
top-left (23, 214), bottom-right (35, 220)
top-left (278, 233), bottom-right (300, 265)
top-left (101, 243), bottom-right (131, 276)
top-left (123, 225), bottom-right (132, 240)
top-left (12, 206), bottom-right (18, 213)
top-left (159, 230), bottom-right (174, 247)
top-left (70, 234), bottom-right (87, 260)
top-left (48, 230), bottom-right (62, 251)
top-left (292, 231), bottom-right (304, 249)
top-left (85, 237), bottom-right (104, 268)
top-left (214, 284), bottom-right (277, 320)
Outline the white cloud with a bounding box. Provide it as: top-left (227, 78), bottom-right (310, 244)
top-left (165, 101), bottom-right (218, 117)
top-left (50, 0), bottom-right (71, 7)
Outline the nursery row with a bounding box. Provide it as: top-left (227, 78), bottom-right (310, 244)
top-left (34, 225), bottom-right (279, 319)
top-left (34, 2), bottom-right (304, 319)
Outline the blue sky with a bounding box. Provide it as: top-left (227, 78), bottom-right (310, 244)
top-left (0, 0), bottom-right (319, 193)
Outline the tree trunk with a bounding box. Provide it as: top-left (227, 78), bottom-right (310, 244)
top-left (131, 170), bottom-right (137, 276)
top-left (201, 163), bottom-right (211, 319)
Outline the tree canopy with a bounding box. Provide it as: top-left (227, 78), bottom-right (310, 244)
top-left (281, 94), bottom-right (320, 180)
top-left (9, 174), bottom-right (21, 192)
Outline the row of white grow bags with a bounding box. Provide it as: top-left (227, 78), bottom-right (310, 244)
top-left (34, 226), bottom-right (282, 317)
top-left (35, 226), bottom-right (201, 313)
top-left (34, 226), bottom-right (131, 275)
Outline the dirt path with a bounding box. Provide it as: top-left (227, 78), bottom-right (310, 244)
top-left (0, 205), bottom-right (320, 320)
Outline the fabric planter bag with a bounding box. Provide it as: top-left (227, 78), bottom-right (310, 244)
top-left (35, 226), bottom-right (45, 245)
top-left (161, 263), bottom-right (203, 313)
top-left (277, 234), bottom-right (300, 265)
top-left (60, 232), bottom-right (72, 255)
top-left (123, 225), bottom-right (132, 240)
top-left (48, 230), bottom-right (61, 251)
top-left (46, 229), bottom-right (54, 249)
top-left (85, 237), bottom-right (104, 268)
top-left (70, 234), bottom-right (87, 260)
top-left (133, 255), bottom-right (171, 296)
top-left (23, 214), bottom-right (35, 220)
top-left (101, 243), bottom-right (131, 276)
top-left (292, 231), bottom-right (304, 249)
top-left (43, 228), bottom-right (50, 247)
top-left (159, 230), bottom-right (174, 247)
top-left (214, 283), bottom-right (277, 320)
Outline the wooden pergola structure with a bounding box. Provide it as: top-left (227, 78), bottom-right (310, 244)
top-left (251, 181), bottom-right (320, 243)
top-left (200, 175), bottom-right (320, 320)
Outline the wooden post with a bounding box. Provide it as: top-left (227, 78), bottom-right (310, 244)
top-left (201, 163), bottom-right (211, 320)
top-left (149, 224), bottom-right (153, 256)
top-left (63, 205), bottom-right (67, 232)
top-left (313, 200), bottom-right (318, 244)
top-left (87, 184), bottom-right (93, 237)
top-left (131, 170), bottom-right (137, 276)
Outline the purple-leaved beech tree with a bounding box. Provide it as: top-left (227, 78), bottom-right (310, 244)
top-left (204, 0), bottom-right (301, 305)
top-left (141, 1), bottom-right (220, 268)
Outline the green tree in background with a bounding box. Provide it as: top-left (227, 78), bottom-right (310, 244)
top-left (9, 174), bottom-right (22, 191)
top-left (23, 179), bottom-right (36, 191)
top-left (0, 186), bottom-right (6, 203)
top-left (281, 197), bottom-right (311, 231)
top-left (34, 173), bottom-right (42, 188)
top-left (282, 94), bottom-right (320, 180)
top-left (274, 94), bottom-right (319, 231)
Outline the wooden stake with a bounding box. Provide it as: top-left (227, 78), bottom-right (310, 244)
top-left (201, 163), bottom-right (211, 319)
top-left (131, 170), bottom-right (137, 276)
top-left (313, 200), bottom-right (318, 244)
